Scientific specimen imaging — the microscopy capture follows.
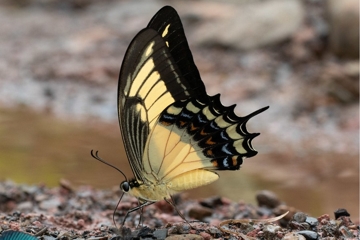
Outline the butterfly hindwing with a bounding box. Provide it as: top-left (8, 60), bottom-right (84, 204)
top-left (142, 96), bottom-right (268, 189)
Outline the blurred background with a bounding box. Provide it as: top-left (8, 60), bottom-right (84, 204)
top-left (0, 0), bottom-right (358, 220)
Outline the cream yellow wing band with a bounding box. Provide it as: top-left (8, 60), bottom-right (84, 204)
top-left (167, 169), bottom-right (219, 191)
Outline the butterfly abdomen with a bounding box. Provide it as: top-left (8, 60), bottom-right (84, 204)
top-left (129, 182), bottom-right (171, 201)
top-left (167, 169), bottom-right (219, 191)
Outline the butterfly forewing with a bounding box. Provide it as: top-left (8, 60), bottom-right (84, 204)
top-left (147, 7), bottom-right (207, 98)
top-left (118, 7), bottom-right (207, 182)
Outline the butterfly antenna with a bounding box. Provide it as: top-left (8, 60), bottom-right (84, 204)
top-left (90, 150), bottom-right (128, 182)
top-left (90, 150), bottom-right (130, 229)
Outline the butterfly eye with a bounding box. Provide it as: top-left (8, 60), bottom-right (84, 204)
top-left (120, 181), bottom-right (130, 192)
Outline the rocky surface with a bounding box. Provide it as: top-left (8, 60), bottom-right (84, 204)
top-left (0, 181), bottom-right (359, 239)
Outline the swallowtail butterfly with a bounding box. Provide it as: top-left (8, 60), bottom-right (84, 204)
top-left (0, 231), bottom-right (37, 240)
top-left (92, 5), bottom-right (268, 226)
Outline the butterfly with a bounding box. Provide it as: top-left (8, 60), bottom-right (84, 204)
top-left (92, 5), bottom-right (268, 227)
top-left (0, 231), bottom-right (37, 240)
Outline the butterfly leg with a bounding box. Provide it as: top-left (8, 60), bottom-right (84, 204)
top-left (122, 201), bottom-right (154, 227)
top-left (136, 202), bottom-right (144, 228)
top-left (165, 196), bottom-right (194, 229)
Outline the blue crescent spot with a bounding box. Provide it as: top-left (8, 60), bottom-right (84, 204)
top-left (0, 231), bottom-right (37, 240)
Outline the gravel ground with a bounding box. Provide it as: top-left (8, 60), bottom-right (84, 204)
top-left (0, 181), bottom-right (358, 239)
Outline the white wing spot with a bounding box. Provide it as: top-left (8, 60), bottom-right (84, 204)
top-left (162, 24), bottom-right (171, 37)
top-left (222, 144), bottom-right (232, 155)
top-left (222, 159), bottom-right (229, 167)
top-left (145, 42), bottom-right (155, 56)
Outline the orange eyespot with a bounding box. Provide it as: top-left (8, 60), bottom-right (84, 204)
top-left (206, 137), bottom-right (216, 145)
top-left (190, 123), bottom-right (197, 131)
top-left (200, 129), bottom-right (207, 136)
top-left (232, 156), bottom-right (238, 166)
top-left (160, 120), bottom-right (172, 126)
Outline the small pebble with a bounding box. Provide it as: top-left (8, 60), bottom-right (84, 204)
top-left (283, 232), bottom-right (306, 240)
top-left (188, 205), bottom-right (212, 220)
top-left (264, 225), bottom-right (281, 233)
top-left (305, 217), bottom-right (317, 224)
top-left (153, 229), bottom-right (168, 240)
top-left (257, 206), bottom-right (273, 216)
top-left (17, 201), bottom-right (33, 211)
top-left (59, 179), bottom-right (74, 194)
top-left (207, 226), bottom-right (222, 238)
top-left (118, 227), bottom-right (132, 239)
top-left (298, 230), bottom-right (318, 240)
top-left (167, 224), bottom-right (190, 235)
top-left (35, 194), bottom-right (48, 202)
top-left (43, 236), bottom-right (56, 240)
top-left (247, 228), bottom-right (261, 237)
top-left (39, 198), bottom-right (61, 210)
top-left (256, 190), bottom-right (281, 208)
top-left (199, 232), bottom-right (211, 240)
top-left (165, 234), bottom-right (204, 240)
top-left (293, 212), bottom-right (307, 223)
top-left (110, 237), bottom-right (121, 240)
top-left (334, 208), bottom-right (350, 219)
top-left (199, 196), bottom-right (223, 208)
top-left (305, 217), bottom-right (318, 229)
top-left (317, 214), bottom-right (330, 222)
top-left (21, 185), bottom-right (38, 195)
top-left (339, 225), bottom-right (355, 238)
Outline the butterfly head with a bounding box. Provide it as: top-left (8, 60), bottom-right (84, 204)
top-left (120, 179), bottom-right (140, 193)
top-left (120, 181), bottom-right (130, 192)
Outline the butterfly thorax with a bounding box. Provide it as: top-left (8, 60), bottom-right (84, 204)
top-left (122, 179), bottom-right (173, 202)
top-left (122, 170), bottom-right (220, 204)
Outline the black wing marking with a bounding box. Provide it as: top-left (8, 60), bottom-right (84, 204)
top-left (147, 6), bottom-right (207, 99)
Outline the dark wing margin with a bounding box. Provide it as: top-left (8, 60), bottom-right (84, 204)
top-left (147, 6), bottom-right (207, 100)
top-left (118, 6), bottom-right (208, 182)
